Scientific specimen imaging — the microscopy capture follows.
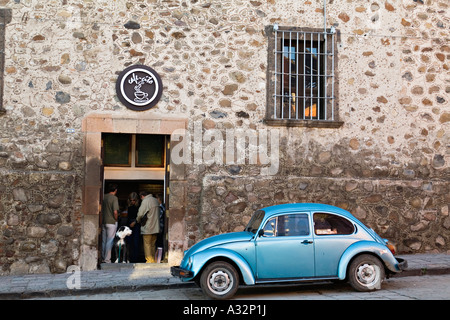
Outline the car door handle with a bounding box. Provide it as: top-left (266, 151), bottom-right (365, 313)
top-left (301, 240), bottom-right (313, 244)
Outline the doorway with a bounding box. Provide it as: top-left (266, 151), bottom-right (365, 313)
top-left (81, 114), bottom-right (188, 270)
top-left (101, 133), bottom-right (170, 263)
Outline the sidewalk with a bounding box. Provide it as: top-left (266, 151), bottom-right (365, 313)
top-left (0, 253), bottom-right (449, 299)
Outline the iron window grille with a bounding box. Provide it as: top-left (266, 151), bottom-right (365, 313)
top-left (266, 26), bottom-right (342, 127)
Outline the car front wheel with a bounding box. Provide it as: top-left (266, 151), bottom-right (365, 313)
top-left (200, 261), bottom-right (239, 299)
top-left (348, 254), bottom-right (385, 292)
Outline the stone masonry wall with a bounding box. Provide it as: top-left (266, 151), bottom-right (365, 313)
top-left (0, 0), bottom-right (448, 274)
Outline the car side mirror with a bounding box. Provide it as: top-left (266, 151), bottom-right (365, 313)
top-left (258, 229), bottom-right (264, 237)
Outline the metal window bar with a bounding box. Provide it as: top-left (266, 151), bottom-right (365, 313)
top-left (303, 33), bottom-right (306, 120)
top-left (281, 31), bottom-right (284, 119)
top-left (273, 29), bottom-right (335, 121)
top-left (295, 31), bottom-right (299, 120)
top-left (274, 29), bottom-right (277, 120)
top-left (288, 32), bottom-right (292, 119)
top-left (317, 32), bottom-right (321, 120)
top-left (331, 30), bottom-right (335, 121)
top-left (310, 33), bottom-right (313, 120)
top-left (324, 30), bottom-right (328, 120)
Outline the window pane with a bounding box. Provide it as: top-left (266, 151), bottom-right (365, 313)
top-left (263, 214), bottom-right (310, 237)
top-left (103, 133), bottom-right (131, 166)
top-left (135, 134), bottom-right (165, 167)
top-left (314, 213), bottom-right (355, 235)
top-left (304, 46), bottom-right (318, 88)
top-left (263, 217), bottom-right (277, 237)
top-left (245, 210), bottom-right (266, 233)
top-left (279, 214), bottom-right (310, 236)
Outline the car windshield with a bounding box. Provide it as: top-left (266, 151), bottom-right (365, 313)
top-left (244, 210), bottom-right (265, 233)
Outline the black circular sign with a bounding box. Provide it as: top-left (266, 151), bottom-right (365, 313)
top-left (116, 65), bottom-right (163, 111)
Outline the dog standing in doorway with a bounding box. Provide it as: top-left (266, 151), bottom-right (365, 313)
top-left (114, 226), bottom-right (132, 263)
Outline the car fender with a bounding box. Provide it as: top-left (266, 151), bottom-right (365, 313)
top-left (337, 241), bottom-right (400, 280)
top-left (190, 248), bottom-right (256, 285)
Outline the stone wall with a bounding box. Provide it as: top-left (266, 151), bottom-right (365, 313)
top-left (193, 168), bottom-right (449, 254)
top-left (1, 172), bottom-right (82, 274)
top-left (0, 0), bottom-right (448, 274)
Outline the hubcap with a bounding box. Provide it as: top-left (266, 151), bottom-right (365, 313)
top-left (208, 270), bottom-right (233, 295)
top-left (356, 263), bottom-right (380, 287)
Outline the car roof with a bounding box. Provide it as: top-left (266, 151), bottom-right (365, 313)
top-left (261, 203), bottom-right (356, 220)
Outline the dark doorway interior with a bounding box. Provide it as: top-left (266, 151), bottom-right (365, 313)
top-left (105, 179), bottom-right (166, 263)
top-left (106, 179), bottom-right (164, 209)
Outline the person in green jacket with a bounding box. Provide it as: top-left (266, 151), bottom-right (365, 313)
top-left (136, 191), bottom-right (160, 263)
top-left (101, 183), bottom-right (119, 263)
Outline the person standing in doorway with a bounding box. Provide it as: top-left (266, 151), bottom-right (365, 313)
top-left (101, 183), bottom-right (119, 263)
top-left (136, 191), bottom-right (160, 263)
top-left (126, 192), bottom-right (141, 263)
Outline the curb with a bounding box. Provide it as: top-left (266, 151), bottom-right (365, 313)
top-left (0, 279), bottom-right (196, 300)
top-left (392, 267), bottom-right (450, 278)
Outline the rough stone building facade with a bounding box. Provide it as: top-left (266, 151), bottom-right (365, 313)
top-left (0, 0), bottom-right (448, 275)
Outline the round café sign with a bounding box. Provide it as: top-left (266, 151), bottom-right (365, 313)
top-left (116, 65), bottom-right (163, 111)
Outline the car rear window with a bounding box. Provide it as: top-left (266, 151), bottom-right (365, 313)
top-left (313, 213), bottom-right (354, 235)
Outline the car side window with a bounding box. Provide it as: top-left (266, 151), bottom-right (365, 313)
top-left (313, 212), bottom-right (355, 235)
top-left (263, 217), bottom-right (277, 237)
top-left (262, 214), bottom-right (310, 237)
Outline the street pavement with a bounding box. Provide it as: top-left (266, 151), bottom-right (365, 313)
top-left (41, 274), bottom-right (450, 300)
top-left (0, 253), bottom-right (449, 299)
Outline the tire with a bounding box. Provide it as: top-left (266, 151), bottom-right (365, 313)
top-left (348, 254), bottom-right (385, 292)
top-left (200, 261), bottom-right (239, 300)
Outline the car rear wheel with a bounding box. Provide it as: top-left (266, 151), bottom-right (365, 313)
top-left (348, 254), bottom-right (385, 292)
top-left (200, 261), bottom-right (239, 300)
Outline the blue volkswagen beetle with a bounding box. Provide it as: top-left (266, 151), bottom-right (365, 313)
top-left (171, 203), bottom-right (407, 299)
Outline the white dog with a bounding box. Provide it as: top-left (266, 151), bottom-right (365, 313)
top-left (114, 226), bottom-right (132, 263)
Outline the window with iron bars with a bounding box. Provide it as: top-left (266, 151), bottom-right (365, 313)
top-left (265, 26), bottom-right (343, 128)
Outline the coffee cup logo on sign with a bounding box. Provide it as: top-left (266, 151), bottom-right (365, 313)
top-left (116, 65), bottom-right (163, 111)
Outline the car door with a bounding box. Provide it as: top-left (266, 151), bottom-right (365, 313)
top-left (255, 213), bottom-right (315, 280)
top-left (313, 212), bottom-right (357, 277)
